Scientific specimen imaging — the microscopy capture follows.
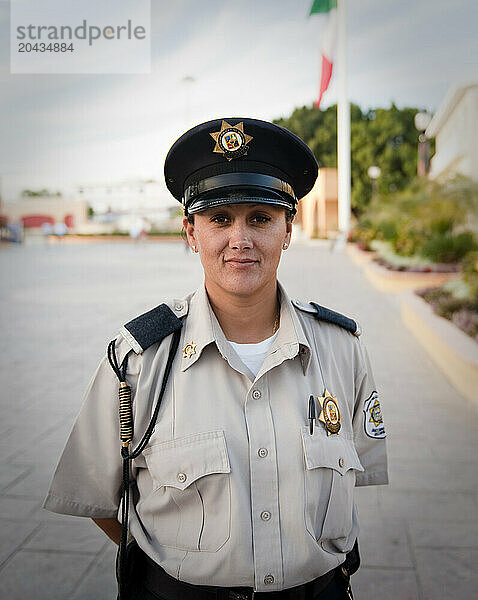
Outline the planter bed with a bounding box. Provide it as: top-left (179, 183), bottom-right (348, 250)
top-left (347, 243), bottom-right (460, 292)
top-left (373, 256), bottom-right (459, 273)
top-left (401, 290), bottom-right (478, 404)
top-left (416, 287), bottom-right (478, 342)
top-left (361, 258), bottom-right (459, 292)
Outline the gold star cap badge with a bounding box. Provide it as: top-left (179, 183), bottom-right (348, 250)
top-left (318, 388), bottom-right (341, 435)
top-left (182, 342), bottom-right (197, 359)
top-left (209, 120), bottom-right (253, 161)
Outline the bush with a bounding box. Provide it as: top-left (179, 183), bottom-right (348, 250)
top-left (349, 223), bottom-right (376, 251)
top-left (462, 251), bottom-right (478, 301)
top-left (417, 285), bottom-right (478, 340)
top-left (421, 232), bottom-right (477, 263)
top-left (353, 176), bottom-right (478, 263)
top-left (375, 220), bottom-right (398, 241)
top-left (451, 309), bottom-right (478, 338)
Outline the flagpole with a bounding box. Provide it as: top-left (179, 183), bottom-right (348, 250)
top-left (337, 0), bottom-right (350, 239)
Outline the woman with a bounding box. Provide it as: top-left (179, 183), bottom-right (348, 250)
top-left (44, 118), bottom-right (388, 600)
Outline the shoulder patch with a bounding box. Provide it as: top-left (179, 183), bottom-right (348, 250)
top-left (292, 299), bottom-right (361, 336)
top-left (120, 303), bottom-right (184, 354)
top-left (363, 391), bottom-right (386, 438)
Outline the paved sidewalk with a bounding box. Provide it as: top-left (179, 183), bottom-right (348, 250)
top-left (0, 240), bottom-right (477, 600)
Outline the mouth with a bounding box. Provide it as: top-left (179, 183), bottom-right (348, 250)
top-left (224, 258), bottom-right (258, 268)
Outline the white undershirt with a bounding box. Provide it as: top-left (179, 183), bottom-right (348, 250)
top-left (228, 331), bottom-right (279, 378)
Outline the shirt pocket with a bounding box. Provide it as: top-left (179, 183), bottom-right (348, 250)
top-left (301, 426), bottom-right (364, 554)
top-left (142, 430), bottom-right (231, 552)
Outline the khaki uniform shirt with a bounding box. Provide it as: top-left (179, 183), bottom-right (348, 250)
top-left (44, 281), bottom-right (388, 592)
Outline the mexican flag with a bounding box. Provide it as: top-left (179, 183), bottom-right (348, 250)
top-left (309, 0), bottom-right (337, 108)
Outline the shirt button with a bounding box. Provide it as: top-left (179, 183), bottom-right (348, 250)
top-left (264, 575), bottom-right (274, 585)
top-left (261, 511), bottom-right (271, 521)
top-left (338, 458), bottom-right (345, 468)
top-left (258, 448), bottom-right (268, 458)
top-left (252, 390), bottom-right (262, 399)
top-left (174, 303), bottom-right (183, 311)
top-left (177, 472), bottom-right (187, 483)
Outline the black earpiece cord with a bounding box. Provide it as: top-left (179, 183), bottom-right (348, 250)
top-left (107, 328), bottom-right (182, 600)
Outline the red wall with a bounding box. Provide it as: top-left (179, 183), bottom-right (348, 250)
top-left (21, 215), bottom-right (55, 228)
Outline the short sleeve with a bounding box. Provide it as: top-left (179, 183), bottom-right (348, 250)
top-left (352, 342), bottom-right (389, 487)
top-left (43, 340), bottom-right (134, 518)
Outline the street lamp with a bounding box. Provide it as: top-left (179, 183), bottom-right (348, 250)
top-left (181, 76), bottom-right (196, 129)
top-left (414, 111), bottom-right (432, 177)
top-left (367, 165), bottom-right (381, 202)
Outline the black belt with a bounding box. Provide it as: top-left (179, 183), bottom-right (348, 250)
top-left (139, 549), bottom-right (337, 600)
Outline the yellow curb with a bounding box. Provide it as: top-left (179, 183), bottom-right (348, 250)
top-left (346, 243), bottom-right (376, 265)
top-left (363, 260), bottom-right (458, 293)
top-left (401, 291), bottom-right (478, 404)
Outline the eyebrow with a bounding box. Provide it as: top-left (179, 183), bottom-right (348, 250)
top-left (206, 204), bottom-right (266, 214)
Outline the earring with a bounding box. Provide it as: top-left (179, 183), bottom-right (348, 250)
top-left (193, 246), bottom-right (198, 253)
top-left (282, 242), bottom-right (289, 250)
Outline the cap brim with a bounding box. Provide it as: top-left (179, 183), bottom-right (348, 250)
top-left (186, 188), bottom-right (296, 215)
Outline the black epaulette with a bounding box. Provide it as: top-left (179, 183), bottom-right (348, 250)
top-left (292, 299), bottom-right (361, 337)
top-left (119, 303), bottom-right (184, 354)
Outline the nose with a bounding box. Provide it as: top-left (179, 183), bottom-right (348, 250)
top-left (228, 220), bottom-right (253, 251)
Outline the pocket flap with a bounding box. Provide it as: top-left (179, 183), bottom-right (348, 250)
top-left (143, 430), bottom-right (231, 491)
top-left (301, 427), bottom-right (364, 475)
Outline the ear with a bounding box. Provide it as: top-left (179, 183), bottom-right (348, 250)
top-left (183, 216), bottom-right (196, 249)
top-left (285, 220), bottom-right (292, 245)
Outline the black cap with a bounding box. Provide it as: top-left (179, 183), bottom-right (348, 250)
top-left (164, 117), bottom-right (318, 215)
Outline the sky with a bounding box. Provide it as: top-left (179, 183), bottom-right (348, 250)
top-left (1, 0), bottom-right (477, 205)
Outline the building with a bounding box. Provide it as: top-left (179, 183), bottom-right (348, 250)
top-left (74, 179), bottom-right (172, 214)
top-left (297, 168), bottom-right (338, 238)
top-left (426, 82), bottom-right (478, 182)
top-left (1, 196), bottom-right (88, 232)
top-left (0, 179), bottom-right (178, 235)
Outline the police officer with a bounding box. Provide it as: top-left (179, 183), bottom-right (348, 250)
top-left (44, 118), bottom-right (389, 600)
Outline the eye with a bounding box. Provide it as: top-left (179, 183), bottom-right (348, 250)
top-left (210, 213), bottom-right (230, 224)
top-left (251, 213), bottom-right (272, 224)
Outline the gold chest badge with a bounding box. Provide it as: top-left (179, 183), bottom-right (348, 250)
top-left (318, 388), bottom-right (341, 435)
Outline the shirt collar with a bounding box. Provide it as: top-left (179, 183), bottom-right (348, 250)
top-left (180, 281), bottom-right (311, 375)
top-left (262, 281), bottom-right (311, 376)
top-left (180, 284), bottom-right (215, 371)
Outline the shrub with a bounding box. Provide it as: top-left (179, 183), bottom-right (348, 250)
top-left (349, 223), bottom-right (376, 251)
top-left (375, 220), bottom-right (398, 241)
top-left (451, 309), bottom-right (478, 338)
top-left (417, 285), bottom-right (478, 340)
top-left (462, 251), bottom-right (478, 301)
top-left (420, 232), bottom-right (477, 263)
top-left (353, 176), bottom-right (478, 263)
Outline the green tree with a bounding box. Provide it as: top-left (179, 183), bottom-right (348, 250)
top-left (21, 188), bottom-right (62, 197)
top-left (274, 103), bottom-right (430, 214)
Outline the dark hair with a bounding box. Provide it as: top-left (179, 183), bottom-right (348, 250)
top-left (186, 208), bottom-right (294, 224)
